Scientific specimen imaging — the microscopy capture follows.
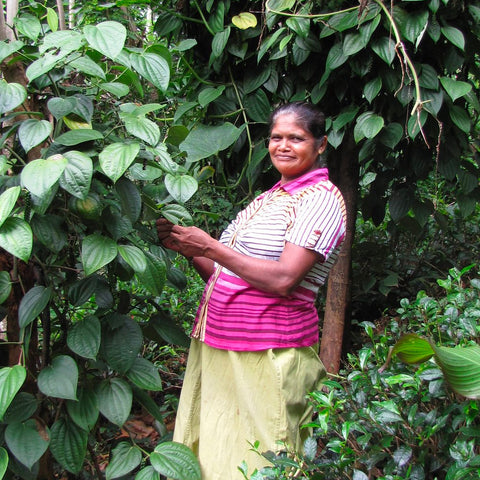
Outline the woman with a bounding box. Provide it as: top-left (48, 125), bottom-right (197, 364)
top-left (156, 102), bottom-right (346, 479)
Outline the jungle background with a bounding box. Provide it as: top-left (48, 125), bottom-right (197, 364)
top-left (0, 0), bottom-right (479, 479)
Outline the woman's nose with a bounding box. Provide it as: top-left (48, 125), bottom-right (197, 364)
top-left (278, 138), bottom-right (290, 149)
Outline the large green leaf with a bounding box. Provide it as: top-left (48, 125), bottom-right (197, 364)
top-left (130, 52), bottom-right (170, 92)
top-left (118, 245), bottom-right (147, 273)
top-left (5, 419), bottom-right (50, 470)
top-left (180, 123), bottom-right (242, 162)
top-left (0, 186), bottom-right (20, 228)
top-left (84, 21), bottom-right (126, 59)
top-left (18, 286), bottom-right (52, 329)
top-left (81, 234), bottom-right (118, 276)
top-left (47, 97), bottom-right (75, 120)
top-left (135, 252), bottom-right (167, 297)
top-left (55, 129), bottom-right (104, 146)
top-left (433, 344), bottom-right (480, 399)
top-left (0, 447), bottom-right (8, 479)
top-left (37, 355), bottom-right (78, 400)
top-left (15, 14), bottom-right (41, 42)
top-left (115, 177), bottom-right (142, 223)
top-left (105, 442), bottom-right (142, 480)
top-left (440, 77), bottom-right (472, 102)
top-left (126, 357), bottom-right (163, 391)
top-left (70, 55), bottom-right (106, 80)
top-left (244, 89), bottom-right (271, 123)
top-left (0, 366), bottom-right (26, 420)
top-left (59, 151), bottom-right (93, 199)
top-left (371, 37), bottom-right (396, 64)
top-left (135, 466), bottom-right (160, 480)
top-left (3, 392), bottom-right (38, 424)
top-left (0, 217), bottom-right (32, 263)
top-left (121, 112), bottom-right (160, 146)
top-left (0, 80), bottom-right (27, 114)
top-left (96, 378), bottom-right (132, 427)
top-left (164, 174), bottom-right (198, 204)
top-left (389, 188), bottom-right (413, 222)
top-left (66, 388), bottom-right (99, 431)
top-left (30, 214), bottom-right (67, 253)
top-left (21, 154), bottom-right (68, 197)
top-left (67, 315), bottom-right (101, 360)
top-left (325, 43), bottom-right (347, 70)
top-left (99, 142), bottom-right (140, 183)
top-left (0, 271), bottom-right (11, 304)
top-left (0, 40), bottom-right (23, 63)
top-left (389, 334), bottom-right (434, 365)
top-left (102, 315), bottom-right (143, 374)
top-left (449, 105), bottom-right (471, 133)
top-left (441, 25), bottom-right (465, 50)
top-left (150, 442), bottom-right (201, 480)
top-left (18, 120), bottom-right (52, 153)
top-left (50, 418), bottom-right (88, 474)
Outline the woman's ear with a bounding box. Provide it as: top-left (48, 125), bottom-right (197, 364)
top-left (318, 135), bottom-right (328, 154)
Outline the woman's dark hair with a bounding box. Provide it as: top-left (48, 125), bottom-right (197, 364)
top-left (269, 101), bottom-right (326, 140)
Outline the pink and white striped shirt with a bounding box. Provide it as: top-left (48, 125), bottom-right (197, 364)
top-left (192, 168), bottom-right (346, 351)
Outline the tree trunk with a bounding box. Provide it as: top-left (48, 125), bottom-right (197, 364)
top-left (320, 133), bottom-right (359, 373)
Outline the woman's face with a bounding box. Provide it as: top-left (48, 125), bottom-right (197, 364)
top-left (268, 113), bottom-right (327, 184)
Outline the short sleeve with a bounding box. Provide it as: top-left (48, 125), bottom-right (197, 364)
top-left (285, 184), bottom-right (346, 261)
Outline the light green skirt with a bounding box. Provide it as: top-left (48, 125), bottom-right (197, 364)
top-left (173, 339), bottom-right (326, 480)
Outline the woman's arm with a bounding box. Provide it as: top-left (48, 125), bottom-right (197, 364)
top-left (156, 218), bottom-right (321, 296)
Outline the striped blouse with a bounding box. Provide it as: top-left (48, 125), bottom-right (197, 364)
top-left (192, 168), bottom-right (347, 351)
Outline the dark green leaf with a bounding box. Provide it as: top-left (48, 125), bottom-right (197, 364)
top-left (38, 355), bottom-right (78, 400)
top-left (96, 378), bottom-right (132, 427)
top-left (105, 442), bottom-right (142, 480)
top-left (126, 357), bottom-right (163, 391)
top-left (0, 365), bottom-right (26, 420)
top-left (18, 286), bottom-right (52, 329)
top-left (66, 388), bottom-right (99, 431)
top-left (67, 315), bottom-right (101, 360)
top-left (150, 442), bottom-right (201, 480)
top-left (4, 392), bottom-right (38, 424)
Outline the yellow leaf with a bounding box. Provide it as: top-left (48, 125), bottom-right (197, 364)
top-left (232, 12), bottom-right (257, 30)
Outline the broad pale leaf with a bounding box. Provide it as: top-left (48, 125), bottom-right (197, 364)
top-left (96, 378), bottom-right (132, 427)
top-left (70, 55), bottom-right (106, 80)
top-left (118, 245), bottom-right (147, 273)
top-left (165, 174), bottom-right (198, 204)
top-left (150, 442), bottom-right (201, 480)
top-left (0, 40), bottom-right (23, 63)
top-left (67, 315), bottom-right (101, 360)
top-left (440, 77), bottom-right (472, 102)
top-left (232, 12), bottom-right (257, 29)
top-left (18, 120), bottom-right (52, 153)
top-left (59, 151), bottom-right (93, 199)
top-left (66, 388), bottom-right (99, 431)
top-left (99, 142), bottom-right (140, 183)
top-left (46, 7), bottom-right (58, 32)
top-left (99, 82), bottom-right (130, 98)
top-left (38, 355), bottom-right (78, 400)
top-left (21, 154), bottom-right (68, 197)
top-left (0, 186), bottom-right (20, 228)
top-left (18, 286), bottom-right (52, 329)
top-left (198, 86), bottom-right (225, 107)
top-left (0, 217), bottom-right (32, 262)
top-left (433, 344), bottom-right (480, 399)
top-left (179, 123), bottom-right (242, 162)
top-left (135, 252), bottom-right (167, 297)
top-left (81, 234), bottom-right (118, 276)
top-left (50, 418), bottom-right (87, 474)
top-left (0, 81), bottom-right (27, 114)
top-left (160, 204), bottom-right (193, 226)
top-left (122, 114), bottom-right (160, 146)
top-left (5, 419), bottom-right (50, 470)
top-left (14, 14), bottom-right (41, 42)
top-left (55, 129), bottom-right (103, 146)
top-left (130, 52), bottom-right (170, 92)
top-left (47, 97), bottom-right (75, 119)
top-left (84, 21), bottom-right (126, 59)
top-left (105, 442), bottom-right (142, 480)
top-left (126, 357), bottom-right (163, 391)
top-left (0, 365), bottom-right (26, 420)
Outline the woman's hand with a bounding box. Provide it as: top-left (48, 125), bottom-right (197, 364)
top-left (156, 218), bottom-right (213, 258)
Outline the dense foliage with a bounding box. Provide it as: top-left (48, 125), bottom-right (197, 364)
top-left (0, 0), bottom-right (478, 478)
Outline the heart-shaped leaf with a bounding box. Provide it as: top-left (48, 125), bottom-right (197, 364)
top-left (59, 151), bottom-right (93, 199)
top-left (81, 234), bottom-right (118, 276)
top-left (0, 365), bottom-right (27, 420)
top-left (96, 378), bottom-right (132, 427)
top-left (0, 186), bottom-right (20, 228)
top-left (150, 442), bottom-right (201, 480)
top-left (50, 418), bottom-right (88, 474)
top-left (18, 119), bottom-right (52, 153)
top-left (67, 315), bottom-right (101, 360)
top-left (5, 419), bottom-right (50, 470)
top-left (37, 355), bottom-right (78, 400)
top-left (99, 142), bottom-right (140, 183)
top-left (47, 97), bottom-right (75, 120)
top-left (105, 442), bottom-right (142, 480)
top-left (130, 52), bottom-right (170, 92)
top-left (0, 80), bottom-right (27, 114)
top-left (21, 154), bottom-right (68, 197)
top-left (0, 217), bottom-right (32, 262)
top-left (126, 357), bottom-right (163, 391)
top-left (84, 21), bottom-right (126, 59)
top-left (18, 286), bottom-right (52, 329)
top-left (66, 388), bottom-right (99, 431)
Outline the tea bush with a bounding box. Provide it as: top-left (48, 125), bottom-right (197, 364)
top-left (247, 267), bottom-right (480, 479)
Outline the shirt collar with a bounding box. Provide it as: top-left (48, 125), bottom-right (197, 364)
top-left (269, 168), bottom-right (330, 195)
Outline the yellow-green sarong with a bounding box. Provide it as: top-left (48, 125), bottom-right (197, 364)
top-left (173, 339), bottom-right (326, 480)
